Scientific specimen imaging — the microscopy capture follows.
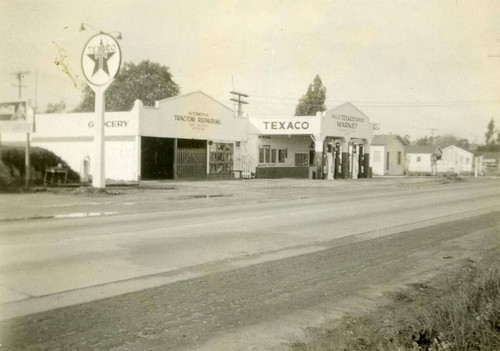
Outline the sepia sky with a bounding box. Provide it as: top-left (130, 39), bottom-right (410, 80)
top-left (0, 0), bottom-right (499, 141)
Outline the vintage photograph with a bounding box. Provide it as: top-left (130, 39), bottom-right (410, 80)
top-left (0, 1), bottom-right (499, 350)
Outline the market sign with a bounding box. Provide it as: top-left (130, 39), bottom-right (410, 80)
top-left (0, 101), bottom-right (34, 133)
top-left (331, 114), bottom-right (367, 130)
top-left (322, 103), bottom-right (374, 140)
top-left (81, 33), bottom-right (121, 86)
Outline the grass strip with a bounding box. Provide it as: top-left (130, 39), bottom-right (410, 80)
top-left (290, 257), bottom-right (500, 351)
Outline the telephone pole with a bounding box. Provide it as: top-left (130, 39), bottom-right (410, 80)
top-left (230, 91), bottom-right (249, 117)
top-left (11, 70), bottom-right (31, 189)
top-left (428, 128), bottom-right (437, 140)
top-left (12, 71), bottom-right (30, 99)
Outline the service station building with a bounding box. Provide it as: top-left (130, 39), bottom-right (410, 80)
top-left (21, 91), bottom-right (374, 181)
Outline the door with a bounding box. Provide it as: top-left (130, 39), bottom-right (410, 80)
top-left (176, 148), bottom-right (207, 179)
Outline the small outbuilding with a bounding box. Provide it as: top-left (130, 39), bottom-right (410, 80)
top-left (441, 145), bottom-right (474, 175)
top-left (370, 134), bottom-right (407, 176)
top-left (406, 145), bottom-right (442, 175)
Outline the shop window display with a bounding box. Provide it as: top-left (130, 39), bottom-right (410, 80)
top-left (209, 142), bottom-right (234, 173)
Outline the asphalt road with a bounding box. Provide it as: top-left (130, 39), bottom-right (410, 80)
top-left (0, 178), bottom-right (499, 350)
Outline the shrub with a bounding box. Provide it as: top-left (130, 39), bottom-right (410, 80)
top-left (0, 146), bottom-right (79, 187)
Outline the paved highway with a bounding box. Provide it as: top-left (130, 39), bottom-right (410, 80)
top-left (0, 178), bottom-right (499, 349)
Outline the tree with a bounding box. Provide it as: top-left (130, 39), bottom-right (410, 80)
top-left (485, 118), bottom-right (496, 148)
top-left (45, 100), bottom-right (66, 113)
top-left (413, 134), bottom-right (471, 150)
top-left (74, 60), bottom-right (180, 112)
top-left (433, 134), bottom-right (470, 150)
top-left (415, 136), bottom-right (432, 146)
top-left (295, 75), bottom-right (327, 116)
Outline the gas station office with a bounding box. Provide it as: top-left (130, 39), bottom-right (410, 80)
top-left (247, 102), bottom-right (373, 180)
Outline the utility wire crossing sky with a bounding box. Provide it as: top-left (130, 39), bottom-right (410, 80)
top-left (0, 0), bottom-right (499, 141)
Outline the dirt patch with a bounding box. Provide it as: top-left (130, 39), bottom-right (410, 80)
top-left (440, 174), bottom-right (467, 184)
top-left (71, 186), bottom-right (125, 196)
top-left (289, 256), bottom-right (500, 351)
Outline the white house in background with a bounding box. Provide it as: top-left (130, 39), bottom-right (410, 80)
top-left (370, 134), bottom-right (407, 176)
top-left (406, 145), bottom-right (442, 175)
top-left (441, 145), bottom-right (473, 175)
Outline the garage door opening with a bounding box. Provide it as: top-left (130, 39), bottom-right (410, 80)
top-left (141, 137), bottom-right (208, 180)
top-left (141, 137), bottom-right (175, 180)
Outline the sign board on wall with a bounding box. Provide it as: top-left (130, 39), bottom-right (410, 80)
top-left (0, 101), bottom-right (35, 133)
top-left (174, 111), bottom-right (222, 132)
top-left (248, 116), bottom-right (321, 135)
top-left (329, 113), bottom-right (370, 133)
top-left (139, 91), bottom-right (246, 142)
top-left (322, 103), bottom-right (374, 141)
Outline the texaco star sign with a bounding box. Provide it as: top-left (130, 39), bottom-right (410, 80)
top-left (81, 33), bottom-right (121, 87)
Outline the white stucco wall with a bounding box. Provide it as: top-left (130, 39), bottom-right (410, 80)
top-left (370, 145), bottom-right (385, 176)
top-left (442, 146), bottom-right (473, 173)
top-left (9, 108), bottom-right (141, 181)
top-left (32, 137), bottom-right (138, 181)
top-left (407, 153), bottom-right (433, 173)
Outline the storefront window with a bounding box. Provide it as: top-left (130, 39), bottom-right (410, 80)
top-left (278, 149), bottom-right (286, 163)
top-left (295, 153), bottom-right (309, 167)
top-left (271, 149), bottom-right (277, 163)
top-left (259, 145), bottom-right (270, 163)
top-left (209, 142), bottom-right (233, 173)
top-left (259, 145), bottom-right (280, 164)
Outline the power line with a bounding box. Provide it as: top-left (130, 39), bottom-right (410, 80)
top-left (428, 128), bottom-right (437, 138)
top-left (248, 98), bottom-right (500, 108)
top-left (245, 92), bottom-right (500, 107)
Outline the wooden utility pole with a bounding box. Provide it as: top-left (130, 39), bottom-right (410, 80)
top-left (12, 71), bottom-right (31, 188)
top-left (230, 91), bottom-right (249, 117)
top-left (12, 71), bottom-right (30, 100)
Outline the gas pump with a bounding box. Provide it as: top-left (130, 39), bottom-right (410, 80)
top-left (326, 142), bottom-right (334, 180)
top-left (334, 143), bottom-right (341, 179)
top-left (358, 145), bottom-right (364, 178)
top-left (352, 144), bottom-right (358, 179)
top-left (322, 142), bottom-right (328, 179)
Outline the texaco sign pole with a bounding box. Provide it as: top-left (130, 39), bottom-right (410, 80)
top-left (81, 33), bottom-right (121, 189)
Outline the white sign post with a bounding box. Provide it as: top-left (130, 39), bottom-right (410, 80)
top-left (81, 33), bottom-right (121, 189)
